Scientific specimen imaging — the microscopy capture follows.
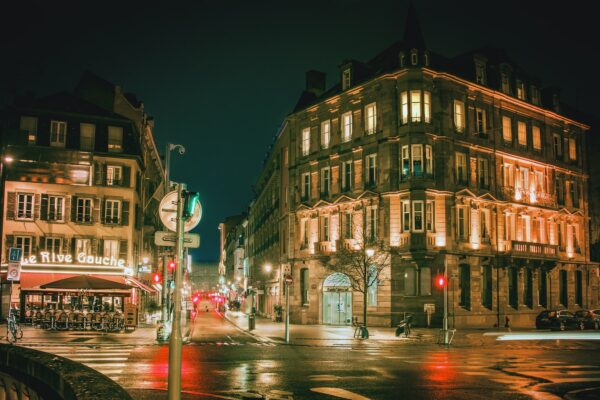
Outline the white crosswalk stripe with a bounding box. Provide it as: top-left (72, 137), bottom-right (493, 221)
top-left (22, 345), bottom-right (134, 381)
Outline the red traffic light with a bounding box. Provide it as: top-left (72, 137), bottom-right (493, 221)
top-left (193, 296), bottom-right (199, 304)
top-left (168, 260), bottom-right (176, 271)
top-left (436, 275), bottom-right (446, 288)
top-left (152, 273), bottom-right (162, 284)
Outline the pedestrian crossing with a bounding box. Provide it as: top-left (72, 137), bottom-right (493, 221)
top-left (22, 345), bottom-right (134, 382)
top-left (190, 341), bottom-right (278, 347)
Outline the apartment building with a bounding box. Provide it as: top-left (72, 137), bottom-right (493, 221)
top-left (0, 72), bottom-right (165, 319)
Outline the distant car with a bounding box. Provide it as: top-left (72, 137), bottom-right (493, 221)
top-left (535, 310), bottom-right (584, 331)
top-left (574, 310), bottom-right (600, 330)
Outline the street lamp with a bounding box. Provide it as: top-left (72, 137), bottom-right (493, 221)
top-left (365, 248), bottom-right (375, 257)
top-left (264, 263), bottom-right (272, 273)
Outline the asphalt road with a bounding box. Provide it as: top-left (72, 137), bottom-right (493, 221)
top-left (20, 305), bottom-right (600, 400)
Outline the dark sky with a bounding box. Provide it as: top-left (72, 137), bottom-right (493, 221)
top-left (2, 0), bottom-right (598, 261)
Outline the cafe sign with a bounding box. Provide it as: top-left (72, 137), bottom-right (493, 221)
top-left (21, 251), bottom-right (126, 268)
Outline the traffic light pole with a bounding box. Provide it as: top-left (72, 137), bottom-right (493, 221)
top-left (442, 256), bottom-right (450, 345)
top-left (284, 282), bottom-right (290, 344)
top-left (168, 183), bottom-right (186, 400)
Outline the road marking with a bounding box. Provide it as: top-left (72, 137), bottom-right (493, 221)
top-left (310, 387), bottom-right (370, 400)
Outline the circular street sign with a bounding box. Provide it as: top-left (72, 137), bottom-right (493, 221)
top-left (284, 275), bottom-right (293, 285)
top-left (159, 190), bottom-right (202, 232)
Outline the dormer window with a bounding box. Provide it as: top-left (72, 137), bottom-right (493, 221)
top-left (531, 85), bottom-right (540, 105)
top-left (342, 68), bottom-right (351, 90)
top-left (501, 72), bottom-right (510, 94)
top-left (516, 80), bottom-right (526, 100)
top-left (424, 52), bottom-right (429, 66)
top-left (410, 50), bottom-right (418, 65)
top-left (475, 62), bottom-right (486, 85)
top-left (400, 52), bottom-right (406, 68)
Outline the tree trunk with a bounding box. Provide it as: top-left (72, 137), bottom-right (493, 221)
top-left (363, 271), bottom-right (368, 328)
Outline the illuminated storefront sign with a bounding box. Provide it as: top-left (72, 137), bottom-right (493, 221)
top-left (21, 251), bottom-right (126, 268)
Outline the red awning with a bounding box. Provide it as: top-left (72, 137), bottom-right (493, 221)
top-left (19, 273), bottom-right (133, 292)
top-left (125, 277), bottom-right (156, 293)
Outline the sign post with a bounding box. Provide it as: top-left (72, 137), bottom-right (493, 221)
top-left (284, 273), bottom-right (292, 344)
top-left (7, 247), bottom-right (22, 316)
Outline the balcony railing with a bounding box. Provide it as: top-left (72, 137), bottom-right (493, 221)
top-left (510, 241), bottom-right (558, 258)
top-left (500, 187), bottom-right (556, 207)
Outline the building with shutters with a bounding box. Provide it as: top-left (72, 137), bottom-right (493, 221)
top-left (231, 5), bottom-right (599, 328)
top-left (0, 72), bottom-right (165, 319)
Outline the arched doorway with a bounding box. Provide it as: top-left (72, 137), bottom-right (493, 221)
top-left (322, 273), bottom-right (352, 325)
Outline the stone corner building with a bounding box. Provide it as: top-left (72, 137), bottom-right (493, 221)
top-left (228, 7), bottom-right (599, 328)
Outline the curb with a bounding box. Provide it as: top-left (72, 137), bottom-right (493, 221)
top-left (219, 312), bottom-right (276, 344)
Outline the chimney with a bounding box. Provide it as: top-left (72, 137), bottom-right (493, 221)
top-left (305, 70), bottom-right (326, 96)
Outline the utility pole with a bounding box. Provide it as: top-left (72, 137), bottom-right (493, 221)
top-left (442, 256), bottom-right (450, 345)
top-left (168, 183), bottom-right (186, 400)
top-left (284, 279), bottom-right (290, 344)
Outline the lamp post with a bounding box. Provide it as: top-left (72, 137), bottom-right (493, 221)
top-left (162, 143), bottom-right (185, 324)
top-left (0, 152), bottom-right (13, 318)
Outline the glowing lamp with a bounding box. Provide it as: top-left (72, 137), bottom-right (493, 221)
top-left (152, 273), bottom-right (162, 284)
top-left (168, 260), bottom-right (176, 271)
top-left (436, 275), bottom-right (447, 288)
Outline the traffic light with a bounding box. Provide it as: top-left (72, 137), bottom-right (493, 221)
top-left (168, 260), bottom-right (176, 271)
top-left (152, 273), bottom-right (162, 284)
top-left (182, 191), bottom-right (200, 220)
top-left (436, 275), bottom-right (447, 288)
top-left (193, 296), bottom-right (199, 304)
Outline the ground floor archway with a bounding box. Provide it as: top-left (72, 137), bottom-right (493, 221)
top-left (322, 273), bottom-right (352, 325)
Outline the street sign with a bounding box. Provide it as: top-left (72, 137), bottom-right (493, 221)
top-left (284, 274), bottom-right (293, 285)
top-left (154, 231), bottom-right (201, 248)
top-left (8, 247), bottom-right (21, 262)
top-left (7, 262), bottom-right (21, 281)
top-left (159, 190), bottom-right (202, 232)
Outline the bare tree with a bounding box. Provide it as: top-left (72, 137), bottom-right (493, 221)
top-left (325, 235), bottom-right (390, 328)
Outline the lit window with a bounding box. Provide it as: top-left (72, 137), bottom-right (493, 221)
top-left (532, 126), bottom-right (542, 150)
top-left (50, 120), bottom-right (67, 147)
top-left (475, 108), bottom-right (486, 135)
top-left (367, 154), bottom-right (377, 186)
top-left (502, 116), bottom-right (512, 143)
top-left (76, 198), bottom-right (93, 223)
top-left (401, 92), bottom-right (409, 124)
top-left (402, 201), bottom-right (411, 232)
top-left (516, 80), bottom-right (526, 100)
top-left (401, 145), bottom-right (410, 179)
top-left (342, 69), bottom-right (351, 90)
top-left (108, 126), bottom-right (123, 152)
top-left (423, 91), bottom-right (431, 123)
top-left (425, 145), bottom-right (433, 177)
top-left (412, 201), bottom-right (423, 232)
top-left (76, 238), bottom-right (92, 255)
top-left (321, 120), bottom-right (330, 149)
top-left (517, 121), bottom-right (527, 146)
top-left (302, 128), bottom-right (310, 156)
top-left (412, 144), bottom-right (423, 177)
top-left (410, 90), bottom-right (421, 122)
top-left (16, 193), bottom-right (34, 220)
top-left (321, 216), bottom-right (330, 242)
top-left (342, 112), bottom-right (352, 142)
top-left (365, 103), bottom-right (377, 134)
top-left (457, 206), bottom-right (469, 240)
top-left (103, 239), bottom-right (119, 259)
top-left (569, 138), bottom-right (577, 160)
top-left (104, 199), bottom-right (121, 224)
top-left (20, 116), bottom-right (38, 145)
top-left (426, 201), bottom-right (434, 232)
top-left (80, 123), bottom-right (95, 151)
top-left (453, 100), bottom-right (465, 132)
top-left (45, 237), bottom-right (62, 254)
top-left (106, 165), bottom-right (122, 186)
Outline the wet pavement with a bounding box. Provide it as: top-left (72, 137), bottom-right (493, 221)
top-left (10, 302), bottom-right (600, 399)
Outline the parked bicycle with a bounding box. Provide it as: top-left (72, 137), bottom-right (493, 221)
top-left (6, 308), bottom-right (23, 344)
top-left (396, 313), bottom-right (413, 338)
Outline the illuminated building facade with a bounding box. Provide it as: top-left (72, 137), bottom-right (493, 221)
top-left (0, 72), bottom-right (165, 318)
top-left (232, 7), bottom-right (599, 328)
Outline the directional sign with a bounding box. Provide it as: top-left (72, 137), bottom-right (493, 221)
top-left (7, 262), bottom-right (21, 281)
top-left (154, 231), bottom-right (201, 249)
top-left (159, 190), bottom-right (202, 232)
top-left (8, 248), bottom-right (22, 262)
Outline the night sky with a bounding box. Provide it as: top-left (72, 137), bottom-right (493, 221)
top-left (2, 1), bottom-right (598, 261)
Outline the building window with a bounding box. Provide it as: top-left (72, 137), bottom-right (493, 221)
top-left (475, 108), bottom-right (486, 135)
top-left (575, 270), bottom-right (583, 305)
top-left (501, 72), bottom-right (510, 94)
top-left (516, 80), bottom-right (526, 100)
top-left (455, 152), bottom-right (467, 185)
top-left (104, 199), bottom-right (121, 224)
top-left (80, 123), bottom-right (95, 151)
top-left (344, 212), bottom-right (353, 239)
top-left (15, 236), bottom-right (33, 258)
top-left (301, 128), bottom-right (310, 156)
top-left (20, 116), bottom-right (38, 145)
top-left (425, 145), bottom-right (433, 177)
top-left (538, 270), bottom-right (548, 308)
top-left (482, 265), bottom-right (492, 309)
top-left (342, 68), bottom-right (351, 90)
top-left (103, 239), bottom-right (119, 259)
top-left (76, 238), bottom-right (92, 255)
top-left (517, 121), bottom-right (527, 147)
top-left (481, 209), bottom-right (490, 241)
top-left (342, 112), bottom-right (353, 142)
top-left (559, 270), bottom-right (568, 307)
top-left (412, 201), bottom-right (423, 232)
top-left (401, 92), bottom-right (409, 124)
top-left (502, 116), bottom-right (512, 143)
top-left (365, 103), bottom-right (377, 134)
top-left (367, 266), bottom-right (378, 306)
top-left (420, 267), bottom-right (431, 296)
top-left (321, 216), bottom-right (330, 242)
top-left (50, 120), bottom-right (67, 147)
top-left (457, 206), bottom-right (468, 240)
top-left (48, 195), bottom-right (65, 222)
top-left (569, 138), bottom-right (577, 160)
top-left (301, 219), bottom-right (309, 246)
top-left (531, 86), bottom-right (540, 105)
top-left (453, 100), bottom-right (465, 132)
top-left (108, 126), bottom-right (123, 152)
top-left (45, 237), bottom-right (62, 254)
top-left (524, 269), bottom-right (533, 308)
top-left (401, 145), bottom-right (410, 179)
top-left (475, 62), bottom-right (486, 85)
top-left (301, 173), bottom-right (310, 201)
top-left (76, 198), bottom-right (93, 223)
top-left (342, 161), bottom-right (352, 191)
top-left (411, 51), bottom-right (418, 65)
top-left (106, 165), bottom-right (122, 186)
top-left (404, 268), bottom-right (416, 296)
top-left (423, 91), bottom-right (431, 123)
top-left (402, 201), bottom-right (411, 232)
top-left (532, 126), bottom-right (541, 151)
top-left (367, 154), bottom-right (376, 186)
top-left (367, 206), bottom-right (377, 242)
top-left (321, 167), bottom-right (330, 196)
top-left (411, 144), bottom-right (423, 177)
top-left (301, 268), bottom-right (310, 305)
top-left (508, 268), bottom-right (519, 309)
top-left (410, 90), bottom-right (421, 123)
top-left (426, 201), bottom-right (434, 232)
top-left (321, 120), bottom-right (330, 149)
top-left (478, 157), bottom-right (489, 189)
top-left (459, 264), bottom-right (471, 309)
top-left (16, 193), bottom-right (34, 220)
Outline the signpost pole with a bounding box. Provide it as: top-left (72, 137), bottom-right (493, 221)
top-left (284, 281), bottom-right (290, 344)
top-left (168, 183), bottom-right (186, 400)
top-left (443, 256), bottom-right (449, 345)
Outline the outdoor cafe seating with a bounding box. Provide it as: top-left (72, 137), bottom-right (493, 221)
top-left (24, 308), bottom-right (127, 332)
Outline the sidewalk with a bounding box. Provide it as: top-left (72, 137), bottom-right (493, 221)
top-left (223, 311), bottom-right (538, 347)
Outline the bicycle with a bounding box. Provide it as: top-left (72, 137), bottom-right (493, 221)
top-left (6, 309), bottom-right (23, 344)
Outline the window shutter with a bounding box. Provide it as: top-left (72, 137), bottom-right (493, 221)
top-left (121, 201), bottom-right (130, 226)
top-left (100, 198), bottom-right (105, 224)
top-left (6, 192), bottom-right (16, 219)
top-left (39, 236), bottom-right (46, 250)
top-left (92, 198), bottom-right (100, 224)
top-left (5, 235), bottom-right (14, 251)
top-left (92, 238), bottom-right (99, 255)
top-left (94, 161), bottom-right (103, 186)
top-left (63, 237), bottom-right (70, 254)
top-left (71, 196), bottom-right (78, 222)
top-left (71, 238), bottom-right (76, 254)
top-left (40, 194), bottom-right (49, 220)
top-left (355, 110), bottom-right (363, 137)
top-left (65, 196), bottom-right (71, 222)
top-left (34, 194), bottom-right (41, 220)
top-left (119, 240), bottom-right (128, 261)
top-left (122, 166), bottom-right (131, 187)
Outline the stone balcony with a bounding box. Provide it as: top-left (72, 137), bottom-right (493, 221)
top-left (500, 187), bottom-right (557, 208)
top-left (509, 240), bottom-right (559, 259)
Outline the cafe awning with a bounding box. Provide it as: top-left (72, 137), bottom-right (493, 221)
top-left (41, 275), bottom-right (134, 290)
